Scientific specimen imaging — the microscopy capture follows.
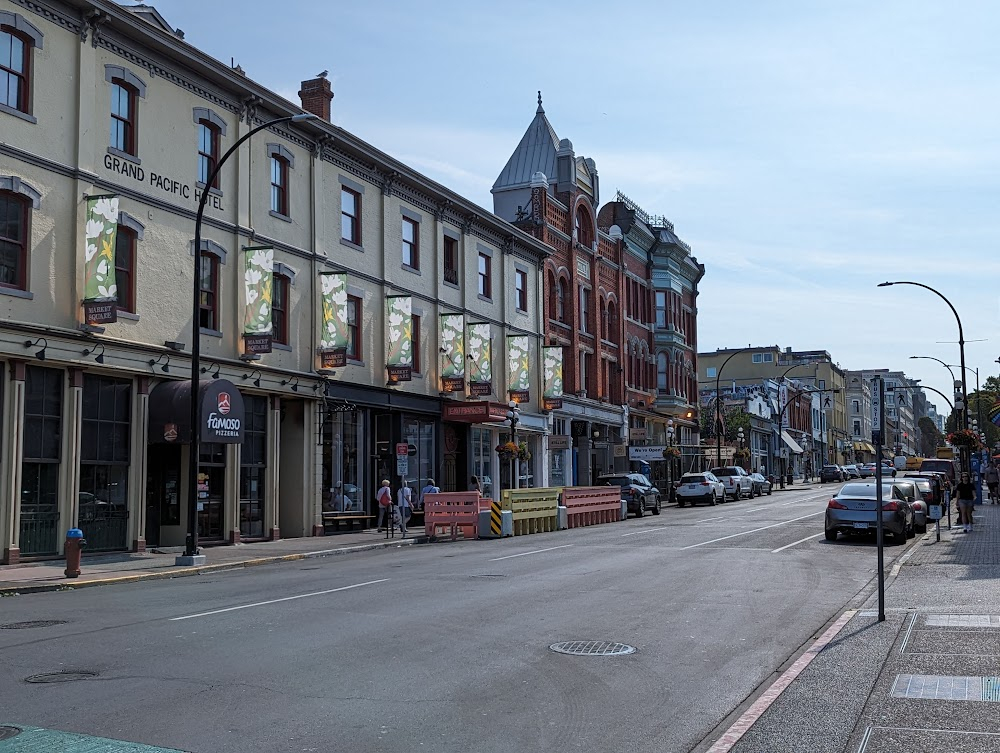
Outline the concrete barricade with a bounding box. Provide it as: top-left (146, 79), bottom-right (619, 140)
top-left (502, 488), bottom-right (560, 536)
top-left (562, 487), bottom-right (623, 528)
top-left (425, 492), bottom-right (480, 541)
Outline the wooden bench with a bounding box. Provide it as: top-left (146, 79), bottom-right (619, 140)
top-left (321, 513), bottom-right (374, 534)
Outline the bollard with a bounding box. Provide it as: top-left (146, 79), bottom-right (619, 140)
top-left (64, 528), bottom-right (86, 578)
top-left (621, 499), bottom-right (628, 520)
top-left (557, 505), bottom-right (568, 530)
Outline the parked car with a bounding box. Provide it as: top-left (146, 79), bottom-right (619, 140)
top-left (749, 472), bottom-right (772, 496)
top-left (824, 481), bottom-right (915, 543)
top-left (858, 463), bottom-right (876, 478)
top-left (919, 458), bottom-right (958, 488)
top-left (901, 476), bottom-right (941, 534)
top-left (675, 472), bottom-right (726, 507)
top-left (599, 473), bottom-right (661, 517)
top-left (820, 465), bottom-right (845, 483)
top-left (709, 466), bottom-right (755, 500)
top-left (842, 464), bottom-right (861, 479)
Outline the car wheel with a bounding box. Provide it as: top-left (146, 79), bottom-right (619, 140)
top-left (734, 487), bottom-right (742, 501)
top-left (678, 499), bottom-right (686, 508)
top-left (824, 528), bottom-right (838, 542)
top-left (767, 487), bottom-right (773, 496)
top-left (906, 519), bottom-right (915, 539)
top-left (652, 497), bottom-right (661, 515)
top-left (916, 522), bottom-right (927, 534)
top-left (710, 493), bottom-right (717, 506)
top-left (635, 497), bottom-right (644, 518)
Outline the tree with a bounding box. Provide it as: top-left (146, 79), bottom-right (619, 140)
top-left (699, 401), bottom-right (751, 442)
top-left (917, 416), bottom-right (941, 457)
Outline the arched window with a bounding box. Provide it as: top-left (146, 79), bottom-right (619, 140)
top-left (575, 205), bottom-right (593, 247)
top-left (599, 297), bottom-right (607, 340)
top-left (657, 353), bottom-right (668, 393)
top-left (0, 189), bottom-right (29, 290)
top-left (606, 300), bottom-right (617, 341)
top-left (557, 278), bottom-right (567, 323)
top-left (547, 270), bottom-right (557, 320)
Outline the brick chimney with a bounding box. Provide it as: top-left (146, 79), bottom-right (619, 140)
top-left (298, 75), bottom-right (333, 121)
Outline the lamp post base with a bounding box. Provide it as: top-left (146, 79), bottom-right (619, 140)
top-left (174, 554), bottom-right (207, 567)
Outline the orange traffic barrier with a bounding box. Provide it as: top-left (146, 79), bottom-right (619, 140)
top-left (562, 487), bottom-right (622, 528)
top-left (425, 492), bottom-right (480, 541)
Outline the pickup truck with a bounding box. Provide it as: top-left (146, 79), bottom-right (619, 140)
top-left (709, 466), bottom-right (755, 500)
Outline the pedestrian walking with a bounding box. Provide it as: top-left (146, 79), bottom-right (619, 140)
top-left (956, 472), bottom-right (977, 533)
top-left (470, 475), bottom-right (483, 496)
top-left (985, 462), bottom-right (999, 504)
top-left (376, 479), bottom-right (392, 531)
top-left (419, 478), bottom-right (439, 511)
top-left (397, 483), bottom-right (412, 536)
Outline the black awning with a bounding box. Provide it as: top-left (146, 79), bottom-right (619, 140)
top-left (149, 378), bottom-right (245, 444)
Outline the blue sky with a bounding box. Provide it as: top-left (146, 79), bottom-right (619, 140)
top-left (156, 0), bottom-right (1000, 409)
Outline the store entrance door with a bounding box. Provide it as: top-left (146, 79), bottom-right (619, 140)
top-left (145, 444), bottom-right (181, 548)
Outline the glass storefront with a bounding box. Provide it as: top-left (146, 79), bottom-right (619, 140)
top-left (550, 419), bottom-right (568, 486)
top-left (198, 443), bottom-right (225, 540)
top-left (472, 427), bottom-right (494, 499)
top-left (401, 415), bottom-right (435, 503)
top-left (79, 374), bottom-right (131, 551)
top-left (20, 366), bottom-right (62, 555)
top-left (322, 409), bottom-right (363, 513)
top-left (239, 395), bottom-right (267, 539)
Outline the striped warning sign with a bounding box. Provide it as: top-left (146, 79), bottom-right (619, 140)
top-left (490, 498), bottom-right (502, 536)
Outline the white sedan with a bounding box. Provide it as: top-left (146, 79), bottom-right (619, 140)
top-left (675, 472), bottom-right (726, 507)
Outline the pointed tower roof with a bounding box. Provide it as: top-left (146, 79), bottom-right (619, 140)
top-left (492, 92), bottom-right (559, 193)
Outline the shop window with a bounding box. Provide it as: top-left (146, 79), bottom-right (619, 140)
top-left (79, 375), bottom-right (131, 551)
top-left (402, 416), bottom-right (436, 504)
top-left (322, 410), bottom-right (362, 513)
top-left (20, 365), bottom-right (62, 555)
top-left (0, 189), bottom-right (29, 290)
top-left (198, 443), bottom-right (226, 540)
top-left (444, 236), bottom-right (458, 285)
top-left (239, 395), bottom-right (267, 539)
top-left (199, 252), bottom-right (218, 331)
top-left (341, 186), bottom-right (361, 245)
top-left (472, 427), bottom-right (494, 500)
top-left (272, 273), bottom-right (289, 345)
top-left (347, 294), bottom-right (361, 360)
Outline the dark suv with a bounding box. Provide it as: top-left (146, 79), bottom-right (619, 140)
top-left (820, 465), bottom-right (845, 483)
top-left (599, 473), bottom-right (661, 517)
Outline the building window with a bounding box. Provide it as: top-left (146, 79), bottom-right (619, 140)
top-left (20, 366), bottom-right (62, 556)
top-left (346, 295), bottom-right (361, 360)
top-left (443, 236), bottom-right (459, 285)
top-left (557, 278), bottom-right (567, 323)
top-left (852, 400), bottom-right (860, 413)
top-left (402, 217), bottom-right (419, 269)
top-left (818, 379), bottom-right (826, 389)
top-left (198, 442), bottom-right (226, 540)
top-left (763, 353), bottom-right (773, 363)
top-left (114, 227), bottom-right (136, 313)
top-left (578, 286), bottom-right (589, 333)
top-left (0, 190), bottom-right (29, 290)
top-left (412, 314), bottom-right (421, 374)
top-left (0, 25), bottom-right (32, 114)
top-left (607, 301), bottom-right (617, 339)
top-left (240, 394), bottom-right (267, 539)
top-left (752, 353), bottom-right (763, 364)
top-left (575, 205), bottom-right (593, 247)
top-left (341, 186), bottom-right (360, 245)
top-left (853, 420), bottom-right (861, 436)
top-left (515, 268), bottom-right (527, 312)
top-left (478, 252), bottom-right (491, 298)
top-left (706, 366), bottom-right (717, 379)
top-left (657, 352), bottom-right (668, 392)
top-left (272, 273), bottom-right (289, 345)
top-left (197, 120), bottom-right (221, 188)
top-left (579, 351), bottom-right (588, 393)
top-left (110, 80), bottom-right (138, 156)
top-left (198, 252), bottom-right (218, 330)
top-left (655, 291), bottom-right (666, 328)
top-left (270, 155), bottom-right (289, 216)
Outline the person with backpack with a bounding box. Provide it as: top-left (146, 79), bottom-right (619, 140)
top-left (375, 479), bottom-right (392, 531)
top-left (418, 478), bottom-right (439, 511)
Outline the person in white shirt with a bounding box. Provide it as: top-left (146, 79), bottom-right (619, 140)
top-left (397, 484), bottom-right (413, 536)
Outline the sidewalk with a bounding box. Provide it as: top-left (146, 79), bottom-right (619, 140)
top-left (710, 502), bottom-right (1000, 753)
top-left (0, 527), bottom-right (427, 596)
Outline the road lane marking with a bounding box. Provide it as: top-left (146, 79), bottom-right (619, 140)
top-left (695, 516), bottom-right (726, 524)
top-left (681, 511), bottom-right (825, 550)
top-left (169, 579), bottom-right (389, 621)
top-left (621, 526), bottom-right (670, 537)
top-left (706, 609), bottom-right (856, 753)
top-left (488, 544), bottom-right (572, 561)
top-left (771, 533), bottom-right (823, 553)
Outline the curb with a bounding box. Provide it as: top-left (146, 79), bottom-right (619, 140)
top-left (0, 536), bottom-right (428, 597)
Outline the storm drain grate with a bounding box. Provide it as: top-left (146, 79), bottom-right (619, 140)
top-left (0, 726), bottom-right (21, 741)
top-left (549, 641), bottom-right (636, 657)
top-left (892, 674), bottom-right (1000, 702)
top-left (925, 614), bottom-right (1000, 628)
top-left (0, 620), bottom-right (68, 630)
top-left (24, 671), bottom-right (98, 684)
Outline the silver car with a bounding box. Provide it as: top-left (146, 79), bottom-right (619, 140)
top-left (825, 481), bottom-right (915, 543)
top-left (892, 478), bottom-right (928, 533)
top-left (675, 472), bottom-right (726, 507)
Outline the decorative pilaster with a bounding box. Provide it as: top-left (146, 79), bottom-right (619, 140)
top-left (2, 361), bottom-right (25, 564)
top-left (131, 377), bottom-right (150, 552)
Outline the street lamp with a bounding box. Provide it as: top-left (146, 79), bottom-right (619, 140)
top-left (666, 418), bottom-right (676, 503)
top-left (774, 387), bottom-right (840, 488)
top-left (506, 399), bottom-right (521, 490)
top-left (182, 111), bottom-right (319, 562)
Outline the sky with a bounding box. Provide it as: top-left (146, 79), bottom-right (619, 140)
top-left (154, 0), bottom-right (1000, 411)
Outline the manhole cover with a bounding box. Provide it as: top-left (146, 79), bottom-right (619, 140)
top-left (24, 671), bottom-right (98, 684)
top-left (0, 726), bottom-right (21, 741)
top-left (1, 620), bottom-right (68, 630)
top-left (549, 641), bottom-right (636, 656)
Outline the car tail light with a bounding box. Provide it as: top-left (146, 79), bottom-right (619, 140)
top-left (700, 481), bottom-right (709, 486)
top-left (828, 499), bottom-right (847, 509)
top-left (882, 501), bottom-right (898, 511)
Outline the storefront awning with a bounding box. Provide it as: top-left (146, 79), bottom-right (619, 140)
top-left (149, 379), bottom-right (245, 444)
top-left (853, 441), bottom-right (875, 453)
top-left (781, 430), bottom-right (804, 454)
top-left (442, 401), bottom-right (508, 423)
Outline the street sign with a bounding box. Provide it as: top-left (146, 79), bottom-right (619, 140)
top-left (871, 376), bottom-right (885, 444)
top-left (928, 504), bottom-right (942, 520)
top-left (613, 443), bottom-right (627, 457)
top-left (396, 456), bottom-right (408, 477)
top-left (395, 443), bottom-right (409, 457)
top-left (628, 445), bottom-right (667, 462)
top-left (628, 428), bottom-right (647, 441)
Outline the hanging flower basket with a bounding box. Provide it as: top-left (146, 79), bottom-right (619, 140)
top-left (496, 441), bottom-right (519, 461)
top-left (517, 442), bottom-right (532, 462)
top-left (662, 446), bottom-right (681, 460)
top-left (947, 429), bottom-right (983, 450)
top-left (733, 447), bottom-right (751, 463)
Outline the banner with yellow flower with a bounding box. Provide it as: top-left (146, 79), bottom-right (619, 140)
top-left (243, 246), bottom-right (273, 354)
top-left (386, 295), bottom-right (413, 382)
top-left (507, 335), bottom-right (530, 403)
top-left (439, 313), bottom-right (465, 392)
top-left (83, 195), bottom-right (119, 324)
top-left (467, 322), bottom-right (492, 396)
top-left (542, 346), bottom-right (564, 410)
top-left (319, 272), bottom-right (348, 368)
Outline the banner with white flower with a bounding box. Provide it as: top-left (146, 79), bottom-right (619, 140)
top-left (543, 346), bottom-right (564, 410)
top-left (467, 322), bottom-right (492, 396)
top-left (83, 195), bottom-right (119, 324)
top-left (440, 313), bottom-right (465, 392)
top-left (319, 272), bottom-right (348, 368)
top-left (507, 335), bottom-right (530, 403)
top-left (385, 295), bottom-right (412, 382)
top-left (243, 246), bottom-right (273, 354)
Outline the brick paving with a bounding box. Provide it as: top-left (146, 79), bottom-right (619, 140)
top-left (906, 500), bottom-right (1000, 567)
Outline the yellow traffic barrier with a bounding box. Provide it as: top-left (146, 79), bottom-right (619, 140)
top-left (501, 487), bottom-right (561, 536)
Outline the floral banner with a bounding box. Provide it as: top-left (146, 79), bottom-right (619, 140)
top-left (542, 346), bottom-right (564, 410)
top-left (467, 322), bottom-right (492, 396)
top-left (507, 335), bottom-right (530, 403)
top-left (386, 295), bottom-right (413, 382)
top-left (243, 246), bottom-right (273, 354)
top-left (83, 195), bottom-right (120, 324)
top-left (440, 313), bottom-right (465, 392)
top-left (319, 272), bottom-right (348, 367)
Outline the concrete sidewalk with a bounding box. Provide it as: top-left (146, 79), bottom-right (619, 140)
top-left (708, 501), bottom-right (1000, 753)
top-left (0, 527), bottom-right (427, 596)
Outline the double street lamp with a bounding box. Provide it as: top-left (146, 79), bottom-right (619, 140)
top-left (182, 112), bottom-right (318, 561)
top-left (506, 400), bottom-right (521, 490)
top-left (666, 418), bottom-right (676, 503)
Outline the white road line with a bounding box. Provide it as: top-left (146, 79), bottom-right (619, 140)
top-left (695, 516), bottom-right (726, 524)
top-left (681, 511), bottom-right (825, 550)
top-left (771, 533), bottom-right (823, 553)
top-left (621, 526), bottom-right (670, 537)
top-left (169, 579), bottom-right (389, 621)
top-left (488, 544), bottom-right (573, 561)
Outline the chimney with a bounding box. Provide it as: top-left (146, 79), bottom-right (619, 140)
top-left (298, 75), bottom-right (333, 121)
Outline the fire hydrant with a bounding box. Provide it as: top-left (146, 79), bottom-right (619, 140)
top-left (64, 528), bottom-right (86, 578)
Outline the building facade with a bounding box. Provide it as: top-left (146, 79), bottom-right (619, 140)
top-left (0, 0), bottom-right (552, 561)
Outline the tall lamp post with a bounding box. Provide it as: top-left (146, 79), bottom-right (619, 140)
top-left (506, 400), bottom-right (521, 490)
top-left (774, 387), bottom-right (840, 488)
top-left (181, 111), bottom-right (318, 563)
top-left (879, 281), bottom-right (969, 449)
top-left (666, 419), bottom-right (676, 503)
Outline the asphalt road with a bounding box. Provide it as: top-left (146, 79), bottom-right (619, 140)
top-left (0, 484), bottom-right (916, 753)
